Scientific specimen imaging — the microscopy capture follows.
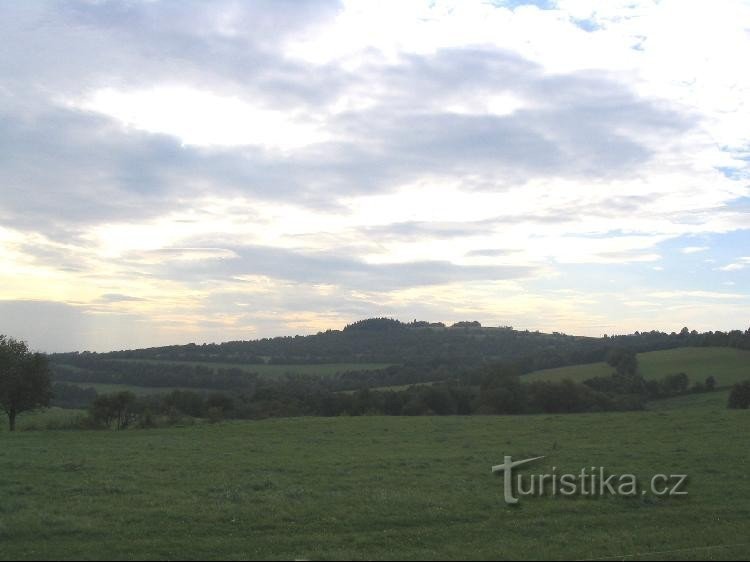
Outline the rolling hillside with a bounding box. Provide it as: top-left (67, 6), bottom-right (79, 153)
top-left (523, 347), bottom-right (750, 388)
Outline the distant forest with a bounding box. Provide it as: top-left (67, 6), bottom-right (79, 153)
top-left (46, 319), bottom-right (750, 423)
top-left (52, 317), bottom-right (750, 366)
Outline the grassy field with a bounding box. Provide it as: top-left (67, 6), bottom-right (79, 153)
top-left (0, 408), bottom-right (86, 433)
top-left (646, 389), bottom-right (732, 411)
top-left (360, 346), bottom-right (750, 393)
top-left (57, 382), bottom-right (196, 396)
top-left (1, 399), bottom-right (748, 560)
top-left (106, 359), bottom-right (393, 378)
top-left (524, 347), bottom-right (750, 387)
top-left (53, 361), bottom-right (393, 396)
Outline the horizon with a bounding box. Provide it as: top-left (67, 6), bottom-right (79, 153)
top-left (33, 316), bottom-right (750, 355)
top-left (1, 0), bottom-right (749, 353)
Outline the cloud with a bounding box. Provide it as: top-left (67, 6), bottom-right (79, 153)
top-left (0, 300), bottom-right (162, 352)
top-left (680, 246), bottom-right (709, 254)
top-left (0, 0), bottom-right (749, 349)
top-left (97, 293), bottom-right (147, 304)
top-left (151, 244), bottom-right (536, 290)
top-left (718, 258), bottom-right (750, 272)
top-left (646, 290), bottom-right (748, 301)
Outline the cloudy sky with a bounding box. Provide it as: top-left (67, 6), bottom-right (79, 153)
top-left (1, 0), bottom-right (749, 352)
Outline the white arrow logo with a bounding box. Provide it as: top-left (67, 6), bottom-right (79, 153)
top-left (492, 455), bottom-right (545, 504)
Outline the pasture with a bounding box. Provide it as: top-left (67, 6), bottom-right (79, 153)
top-left (1, 398), bottom-right (748, 560)
top-left (523, 347), bottom-right (750, 387)
top-left (100, 359), bottom-right (392, 378)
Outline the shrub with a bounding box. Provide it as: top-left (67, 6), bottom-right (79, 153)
top-left (728, 380), bottom-right (750, 409)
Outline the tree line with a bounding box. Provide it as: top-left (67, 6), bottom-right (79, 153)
top-left (63, 348), bottom-right (730, 429)
top-left (3, 329), bottom-right (750, 431)
top-left (50, 321), bottom-right (750, 379)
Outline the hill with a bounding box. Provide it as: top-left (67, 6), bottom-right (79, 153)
top-left (52, 319), bottom-right (607, 368)
top-left (49, 318), bottom-right (750, 378)
top-left (524, 347), bottom-right (750, 388)
top-left (44, 321), bottom-right (750, 413)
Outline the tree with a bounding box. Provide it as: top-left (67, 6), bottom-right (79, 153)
top-left (477, 365), bottom-right (526, 414)
top-left (605, 348), bottom-right (638, 375)
top-left (728, 380), bottom-right (750, 409)
top-left (89, 391), bottom-right (137, 429)
top-left (0, 336), bottom-right (52, 431)
top-left (661, 372), bottom-right (689, 395)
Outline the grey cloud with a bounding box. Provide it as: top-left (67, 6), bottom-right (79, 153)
top-left (97, 293), bottom-right (147, 303)
top-left (1, 1), bottom-right (347, 108)
top-left (17, 241), bottom-right (92, 273)
top-left (363, 221), bottom-right (490, 241)
top-left (0, 1), bottom-right (697, 296)
top-left (466, 248), bottom-right (519, 258)
top-left (0, 300), bottom-right (161, 352)
top-left (0, 105), bottom-right (311, 237)
top-left (595, 250), bottom-right (660, 262)
top-left (205, 289), bottom-right (390, 320)
top-left (0, 3), bottom-right (696, 242)
top-left (147, 244), bottom-right (535, 290)
top-left (322, 50), bottom-right (692, 190)
top-left (361, 211), bottom-right (577, 243)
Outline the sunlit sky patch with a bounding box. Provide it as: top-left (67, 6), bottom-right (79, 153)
top-left (0, 0), bottom-right (749, 351)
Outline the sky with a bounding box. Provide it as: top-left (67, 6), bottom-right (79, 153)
top-left (1, 0), bottom-right (749, 352)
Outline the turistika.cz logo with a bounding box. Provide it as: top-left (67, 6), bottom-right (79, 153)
top-left (491, 456), bottom-right (688, 505)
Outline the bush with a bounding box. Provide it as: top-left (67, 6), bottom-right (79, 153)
top-left (135, 409), bottom-right (158, 429)
top-left (206, 406), bottom-right (224, 423)
top-left (89, 391), bottom-right (137, 429)
top-left (728, 380), bottom-right (750, 409)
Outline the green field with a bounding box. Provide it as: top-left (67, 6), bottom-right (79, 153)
top-left (646, 389), bottom-right (732, 411)
top-left (58, 382), bottom-right (195, 396)
top-left (52, 361), bottom-right (393, 396)
top-left (524, 347), bottom-right (750, 387)
top-left (108, 359), bottom-right (392, 378)
top-left (0, 408), bottom-right (86, 433)
top-left (1, 399), bottom-right (748, 560)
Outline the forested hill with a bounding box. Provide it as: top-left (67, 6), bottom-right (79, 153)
top-left (50, 318), bottom-right (750, 374)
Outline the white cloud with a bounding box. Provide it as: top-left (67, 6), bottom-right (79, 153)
top-left (73, 86), bottom-right (332, 150)
top-left (1, 0), bottom-right (749, 349)
top-left (647, 290), bottom-right (747, 300)
top-left (681, 246), bottom-right (709, 254)
top-left (718, 257), bottom-right (750, 272)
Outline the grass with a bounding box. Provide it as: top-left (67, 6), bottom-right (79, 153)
top-left (647, 389), bottom-right (731, 411)
top-left (0, 400), bottom-right (748, 560)
top-left (0, 408), bottom-right (86, 433)
top-left (524, 347), bottom-right (750, 387)
top-left (53, 361), bottom-right (393, 396)
top-left (104, 359), bottom-right (393, 378)
top-left (57, 382), bottom-right (196, 396)
top-left (362, 347), bottom-right (750, 393)
top-left (339, 382), bottom-right (432, 394)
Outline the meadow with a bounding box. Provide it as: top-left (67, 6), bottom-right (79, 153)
top-left (353, 347), bottom-right (750, 394)
top-left (523, 347), bottom-right (750, 387)
top-left (53, 361), bottom-right (392, 397)
top-left (0, 408), bottom-right (86, 433)
top-left (58, 382), bottom-right (194, 396)
top-left (1, 397), bottom-right (748, 560)
top-left (110, 359), bottom-right (393, 378)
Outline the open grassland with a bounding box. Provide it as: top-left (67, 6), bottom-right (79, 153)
top-left (0, 408), bottom-right (86, 433)
top-left (57, 382), bottom-right (194, 396)
top-left (0, 399), bottom-right (748, 560)
top-left (524, 347), bottom-right (750, 387)
top-left (646, 389), bottom-right (732, 411)
top-left (107, 359), bottom-right (392, 378)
